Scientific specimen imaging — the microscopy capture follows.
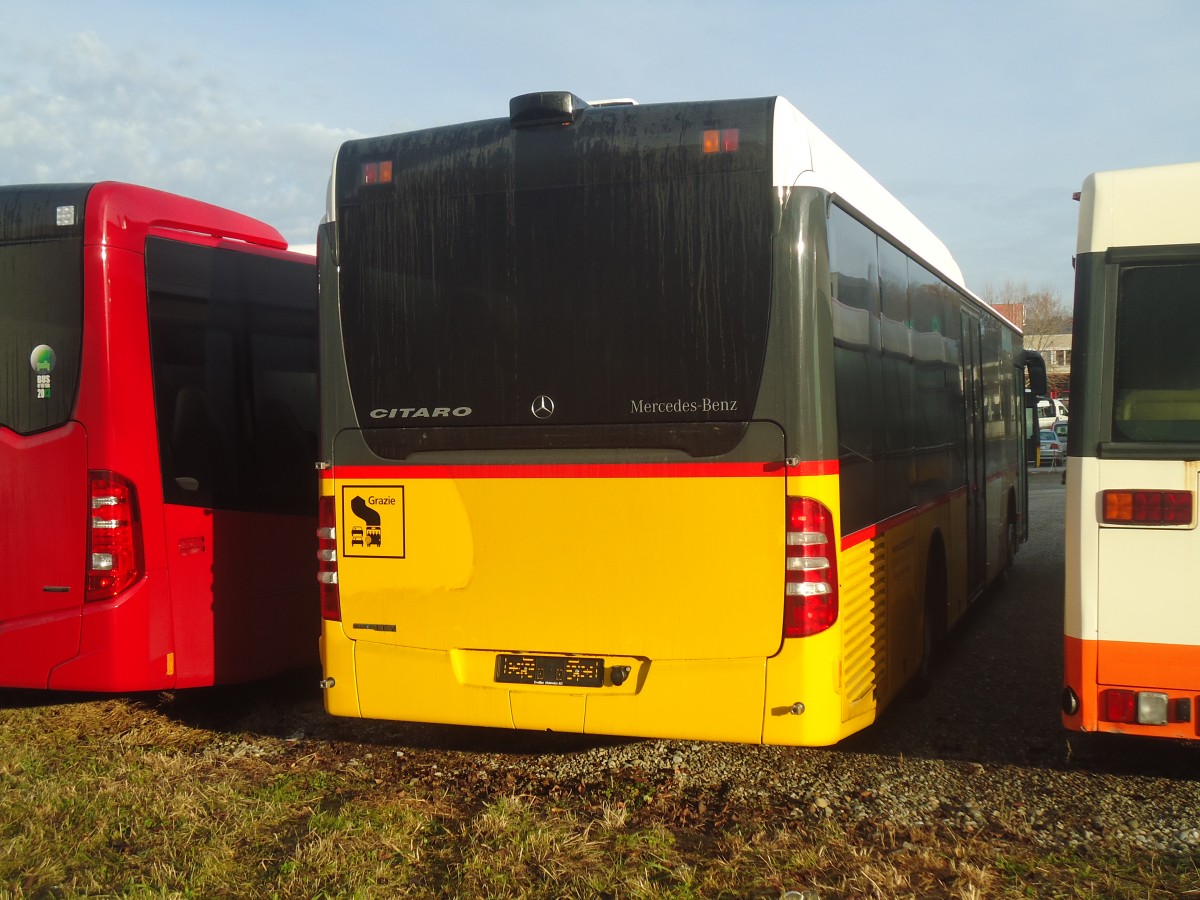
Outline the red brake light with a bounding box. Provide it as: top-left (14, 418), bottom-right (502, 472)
top-left (1102, 689), bottom-right (1137, 724)
top-left (784, 497), bottom-right (839, 637)
top-left (317, 494), bottom-right (341, 620)
top-left (1101, 490), bottom-right (1193, 525)
top-left (86, 471), bottom-right (143, 602)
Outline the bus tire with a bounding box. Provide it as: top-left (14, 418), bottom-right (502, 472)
top-left (914, 539), bottom-right (948, 698)
top-left (996, 493), bottom-right (1019, 589)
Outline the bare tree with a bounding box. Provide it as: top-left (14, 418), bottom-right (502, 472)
top-left (980, 280), bottom-right (1072, 347)
top-left (981, 281), bottom-right (1073, 394)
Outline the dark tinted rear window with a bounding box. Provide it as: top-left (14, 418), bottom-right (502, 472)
top-left (335, 100), bottom-right (774, 429)
top-left (147, 238), bottom-right (317, 514)
top-left (0, 185), bottom-right (89, 435)
top-left (1112, 261), bottom-right (1200, 442)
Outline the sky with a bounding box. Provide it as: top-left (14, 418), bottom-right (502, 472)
top-left (3, 0), bottom-right (1197, 306)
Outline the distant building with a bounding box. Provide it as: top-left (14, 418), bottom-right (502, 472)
top-left (1024, 332), bottom-right (1072, 396)
top-left (992, 303), bottom-right (1025, 329)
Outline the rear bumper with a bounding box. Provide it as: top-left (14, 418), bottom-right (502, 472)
top-left (321, 623), bottom-right (871, 746)
top-left (1063, 635), bottom-right (1200, 739)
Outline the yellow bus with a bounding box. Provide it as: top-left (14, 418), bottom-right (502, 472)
top-left (1063, 161), bottom-right (1200, 739)
top-left (315, 92), bottom-right (1045, 745)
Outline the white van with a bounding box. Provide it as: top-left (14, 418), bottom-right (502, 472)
top-left (1037, 397), bottom-right (1068, 430)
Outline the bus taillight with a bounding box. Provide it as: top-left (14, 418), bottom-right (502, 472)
top-left (702, 128), bottom-right (739, 154)
top-left (317, 494), bottom-right (341, 620)
top-left (1101, 489), bottom-right (1193, 525)
top-left (360, 161), bottom-right (393, 185)
top-left (1101, 689), bottom-right (1172, 726)
top-left (784, 497), bottom-right (839, 637)
top-left (86, 471), bottom-right (144, 602)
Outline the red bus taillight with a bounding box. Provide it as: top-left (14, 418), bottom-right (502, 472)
top-left (317, 494), bottom-right (341, 621)
top-left (86, 471), bottom-right (144, 602)
top-left (784, 497), bottom-right (839, 637)
top-left (1102, 689), bottom-right (1137, 724)
top-left (1101, 489), bottom-right (1193, 525)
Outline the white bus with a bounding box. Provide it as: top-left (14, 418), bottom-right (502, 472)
top-left (1063, 161), bottom-right (1200, 739)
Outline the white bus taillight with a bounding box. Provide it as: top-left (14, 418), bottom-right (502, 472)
top-left (1101, 489), bottom-right (1193, 525)
top-left (784, 497), bottom-right (839, 637)
top-left (86, 471), bottom-right (144, 602)
top-left (317, 494), bottom-right (341, 621)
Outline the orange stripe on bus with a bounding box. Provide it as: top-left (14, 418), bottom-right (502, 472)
top-left (1071, 635), bottom-right (1200, 691)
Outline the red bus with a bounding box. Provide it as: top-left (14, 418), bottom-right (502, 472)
top-left (0, 182), bottom-right (319, 691)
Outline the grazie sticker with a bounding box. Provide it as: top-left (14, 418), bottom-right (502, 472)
top-left (341, 486), bottom-right (405, 558)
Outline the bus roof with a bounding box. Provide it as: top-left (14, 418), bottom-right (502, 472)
top-left (1076, 161), bottom-right (1200, 254)
top-left (771, 98), bottom-right (967, 292)
top-left (330, 93), bottom-right (994, 323)
top-left (0, 182), bottom-right (290, 254)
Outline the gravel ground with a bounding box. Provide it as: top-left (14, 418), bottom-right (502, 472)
top-left (210, 472), bottom-right (1196, 862)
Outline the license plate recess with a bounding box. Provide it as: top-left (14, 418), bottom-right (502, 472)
top-left (495, 654), bottom-right (604, 687)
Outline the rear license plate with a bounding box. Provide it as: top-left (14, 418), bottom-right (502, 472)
top-left (495, 654), bottom-right (604, 687)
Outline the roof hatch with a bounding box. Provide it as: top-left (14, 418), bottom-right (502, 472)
top-left (509, 91), bottom-right (589, 129)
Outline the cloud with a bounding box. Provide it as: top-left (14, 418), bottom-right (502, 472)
top-left (0, 31), bottom-right (354, 243)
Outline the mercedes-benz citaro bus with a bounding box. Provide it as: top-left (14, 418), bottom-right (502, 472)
top-left (316, 93), bottom-right (1046, 745)
top-left (0, 182), bottom-right (319, 691)
top-left (1063, 161), bottom-right (1200, 739)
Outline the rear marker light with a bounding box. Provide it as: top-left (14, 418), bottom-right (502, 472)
top-left (317, 495), bottom-right (341, 621)
top-left (86, 471), bottom-right (144, 602)
top-left (361, 160), bottom-right (393, 185)
top-left (1101, 489), bottom-right (1193, 525)
top-left (784, 497), bottom-right (839, 637)
top-left (702, 128), bottom-right (740, 154)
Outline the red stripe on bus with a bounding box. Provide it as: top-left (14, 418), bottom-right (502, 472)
top-left (788, 459), bottom-right (840, 476)
top-left (985, 463), bottom-right (1020, 484)
top-left (324, 458), bottom-right (838, 481)
top-left (327, 461), bottom-right (788, 480)
top-left (840, 486), bottom-right (968, 551)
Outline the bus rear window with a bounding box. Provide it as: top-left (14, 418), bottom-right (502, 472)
top-left (147, 238), bottom-right (317, 514)
top-left (0, 238), bottom-right (83, 435)
top-left (339, 177), bottom-right (772, 428)
top-left (336, 104), bottom-right (774, 431)
top-left (1112, 261), bottom-right (1200, 442)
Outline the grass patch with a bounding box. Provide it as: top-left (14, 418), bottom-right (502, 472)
top-left (1, 691), bottom-right (1197, 898)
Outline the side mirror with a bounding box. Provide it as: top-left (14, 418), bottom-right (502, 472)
top-left (1022, 350), bottom-right (1048, 396)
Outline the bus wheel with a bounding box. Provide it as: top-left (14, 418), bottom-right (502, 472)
top-left (914, 542), bottom-right (947, 697)
top-left (997, 501), bottom-right (1019, 589)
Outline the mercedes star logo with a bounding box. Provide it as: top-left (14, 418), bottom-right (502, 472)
top-left (531, 395), bottom-right (555, 419)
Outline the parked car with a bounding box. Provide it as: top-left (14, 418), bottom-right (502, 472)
top-left (1039, 428), bottom-right (1064, 467)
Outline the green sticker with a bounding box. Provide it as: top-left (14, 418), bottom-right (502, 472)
top-left (30, 344), bottom-right (56, 373)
